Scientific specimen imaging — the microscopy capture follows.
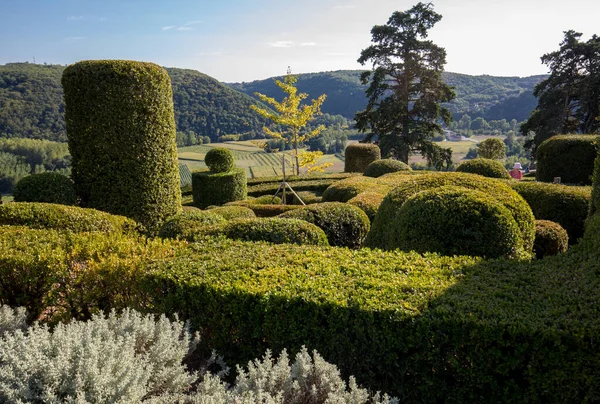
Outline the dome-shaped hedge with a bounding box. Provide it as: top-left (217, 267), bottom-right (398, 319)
top-left (455, 158), bottom-right (510, 179)
top-left (13, 173), bottom-right (77, 205)
top-left (344, 143), bottom-right (381, 173)
top-left (347, 192), bottom-right (385, 223)
top-left (158, 210), bottom-right (226, 240)
top-left (390, 186), bottom-right (524, 259)
top-left (322, 176), bottom-right (393, 203)
top-left (363, 159), bottom-right (411, 178)
top-left (221, 218), bottom-right (329, 246)
top-left (366, 172), bottom-right (535, 254)
top-left (205, 205), bottom-right (256, 220)
top-left (0, 202), bottom-right (138, 234)
top-left (536, 134), bottom-right (599, 185)
top-left (205, 147), bottom-right (235, 173)
top-left (533, 220), bottom-right (568, 259)
top-left (279, 202), bottom-right (370, 248)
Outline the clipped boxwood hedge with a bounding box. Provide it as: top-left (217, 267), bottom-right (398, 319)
top-left (392, 186), bottom-right (524, 259)
top-left (363, 159), bottom-right (411, 178)
top-left (157, 210), bottom-right (226, 241)
top-left (322, 176), bottom-right (394, 203)
top-left (205, 147), bottom-right (235, 173)
top-left (344, 143), bottom-right (381, 173)
top-left (279, 202), bottom-right (370, 248)
top-left (347, 192), bottom-right (385, 223)
top-left (220, 218), bottom-right (329, 246)
top-left (533, 220), bottom-right (568, 259)
top-left (246, 172), bottom-right (354, 186)
top-left (13, 173), bottom-right (77, 206)
top-left (247, 179), bottom-right (337, 198)
top-left (232, 204), bottom-right (302, 218)
top-left (62, 60), bottom-right (181, 233)
top-left (590, 151), bottom-right (600, 218)
top-left (509, 181), bottom-right (591, 243)
top-left (536, 134), bottom-right (599, 185)
top-left (192, 168), bottom-right (247, 209)
top-left (0, 202), bottom-right (139, 234)
top-left (366, 172), bottom-right (535, 254)
top-left (455, 158), bottom-right (510, 179)
top-left (205, 205), bottom-right (256, 220)
top-left (139, 236), bottom-right (600, 402)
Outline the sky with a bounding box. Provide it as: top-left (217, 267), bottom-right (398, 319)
top-left (1, 0), bottom-right (600, 83)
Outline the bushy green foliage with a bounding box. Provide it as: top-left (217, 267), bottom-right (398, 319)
top-left (0, 202), bottom-right (138, 234)
top-left (344, 143), bottom-right (381, 173)
top-left (322, 175), bottom-right (394, 202)
top-left (510, 181), bottom-right (591, 242)
top-left (477, 138), bottom-right (506, 159)
top-left (0, 227), bottom-right (177, 322)
top-left (366, 172), bottom-right (535, 254)
top-left (205, 147), bottom-right (235, 173)
top-left (347, 191), bottom-right (385, 223)
top-left (535, 135), bottom-right (600, 184)
top-left (279, 202), bottom-right (370, 248)
top-left (533, 220), bottom-right (568, 259)
top-left (456, 158), bottom-right (510, 179)
top-left (247, 179), bottom-right (337, 198)
top-left (206, 205), bottom-right (256, 220)
top-left (392, 186), bottom-right (524, 259)
top-left (229, 203), bottom-right (302, 217)
top-left (363, 159), bottom-right (411, 178)
top-left (288, 190), bottom-right (322, 205)
top-left (13, 172), bottom-right (77, 205)
top-left (220, 218), bottom-right (329, 246)
top-left (158, 210), bottom-right (226, 241)
top-left (246, 172), bottom-right (354, 186)
top-left (590, 150), bottom-right (600, 218)
top-left (62, 60), bottom-right (181, 233)
top-left (192, 168), bottom-right (247, 209)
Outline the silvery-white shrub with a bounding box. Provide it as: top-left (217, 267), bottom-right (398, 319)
top-left (0, 308), bottom-right (199, 403)
top-left (0, 305), bottom-right (27, 337)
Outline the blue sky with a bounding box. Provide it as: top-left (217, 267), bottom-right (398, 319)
top-left (2, 0), bottom-right (600, 82)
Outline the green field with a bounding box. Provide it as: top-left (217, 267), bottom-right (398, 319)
top-left (178, 141), bottom-right (345, 178)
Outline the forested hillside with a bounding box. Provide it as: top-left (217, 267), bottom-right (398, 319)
top-left (230, 71), bottom-right (547, 121)
top-left (0, 63), bottom-right (270, 143)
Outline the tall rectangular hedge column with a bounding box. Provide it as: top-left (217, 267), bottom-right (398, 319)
top-left (62, 60), bottom-right (181, 233)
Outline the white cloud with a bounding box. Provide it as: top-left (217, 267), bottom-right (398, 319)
top-left (176, 26), bottom-right (194, 31)
top-left (162, 21), bottom-right (202, 32)
top-left (268, 41), bottom-right (293, 48)
top-left (67, 15), bottom-right (85, 21)
top-left (162, 26), bottom-right (176, 31)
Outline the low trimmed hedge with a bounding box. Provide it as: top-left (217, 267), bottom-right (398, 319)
top-left (192, 168), bottom-right (247, 209)
top-left (536, 134), bottom-right (599, 185)
top-left (247, 179), bottom-right (337, 198)
top-left (219, 218), bottom-right (329, 246)
top-left (157, 210), bottom-right (226, 241)
top-left (322, 176), bottom-right (394, 203)
top-left (13, 173), bottom-right (77, 206)
top-left (344, 143), bottom-right (381, 173)
top-left (533, 220), bottom-right (568, 259)
top-left (363, 159), bottom-right (411, 178)
top-left (347, 192), bottom-right (385, 223)
top-left (288, 191), bottom-right (322, 205)
top-left (590, 151), bottom-right (600, 218)
top-left (455, 158), bottom-right (510, 179)
top-left (279, 202), bottom-right (370, 248)
top-left (391, 186), bottom-right (524, 259)
top-left (205, 206), bottom-right (256, 220)
top-left (509, 181), bottom-right (591, 243)
top-left (0, 202), bottom-right (138, 234)
top-left (246, 173), bottom-right (354, 186)
top-left (366, 172), bottom-right (536, 254)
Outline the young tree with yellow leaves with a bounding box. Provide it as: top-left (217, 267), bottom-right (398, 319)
top-left (250, 69), bottom-right (327, 176)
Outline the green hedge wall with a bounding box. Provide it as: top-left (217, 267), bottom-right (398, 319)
top-left (205, 205), bottom-right (256, 221)
top-left (344, 143), bottom-right (381, 173)
top-left (363, 159), bottom-right (411, 178)
top-left (590, 151), bottom-right (600, 218)
top-left (62, 60), bottom-right (181, 233)
top-left (13, 173), bottom-right (77, 206)
top-left (157, 210), bottom-right (226, 241)
top-left (192, 168), bottom-right (247, 209)
top-left (455, 158), bottom-right (510, 179)
top-left (536, 135), bottom-right (600, 185)
top-left (220, 218), bottom-right (329, 246)
top-left (247, 179), bottom-right (337, 198)
top-left (0, 202), bottom-right (139, 234)
top-left (533, 219), bottom-right (569, 259)
top-left (509, 181), bottom-right (591, 243)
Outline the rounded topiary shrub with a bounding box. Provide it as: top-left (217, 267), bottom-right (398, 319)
top-left (157, 210), bottom-right (226, 241)
top-left (0, 202), bottom-right (138, 234)
top-left (205, 147), bottom-right (235, 173)
top-left (279, 202), bottom-right (370, 248)
top-left (322, 176), bottom-right (393, 203)
top-left (390, 186), bottom-right (524, 259)
top-left (510, 181), bottom-right (591, 243)
top-left (192, 168), bottom-right (247, 209)
top-left (13, 173), bottom-right (77, 205)
top-left (62, 60), bottom-right (181, 234)
top-left (347, 191), bottom-right (385, 223)
top-left (590, 151), bottom-right (600, 218)
top-left (533, 220), bottom-right (568, 259)
top-left (205, 205), bottom-right (256, 220)
top-left (363, 159), bottom-right (411, 178)
top-left (366, 172), bottom-right (535, 255)
top-left (221, 218), bottom-right (329, 246)
top-left (455, 158), bottom-right (510, 179)
top-left (344, 143), bottom-right (381, 173)
top-left (536, 135), bottom-right (600, 185)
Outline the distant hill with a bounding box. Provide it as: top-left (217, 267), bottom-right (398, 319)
top-left (229, 71), bottom-right (547, 121)
top-left (0, 63), bottom-right (269, 142)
